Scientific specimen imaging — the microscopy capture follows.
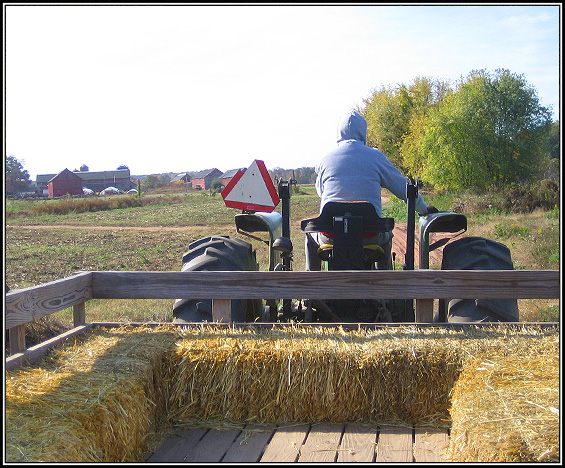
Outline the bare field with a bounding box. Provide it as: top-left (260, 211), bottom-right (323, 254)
top-left (5, 226), bottom-right (210, 290)
top-left (5, 188), bottom-right (559, 328)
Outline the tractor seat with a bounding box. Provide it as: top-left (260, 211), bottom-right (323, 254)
top-left (301, 201), bottom-right (395, 236)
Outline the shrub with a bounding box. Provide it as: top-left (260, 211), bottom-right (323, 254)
top-left (499, 180), bottom-right (560, 213)
top-left (27, 195), bottom-right (191, 217)
top-left (452, 180), bottom-right (560, 215)
top-left (531, 225), bottom-right (560, 269)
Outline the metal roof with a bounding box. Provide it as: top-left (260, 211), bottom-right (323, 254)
top-left (37, 169), bottom-right (130, 183)
top-left (171, 173), bottom-right (192, 182)
top-left (219, 168), bottom-right (244, 178)
top-left (191, 168), bottom-right (222, 178)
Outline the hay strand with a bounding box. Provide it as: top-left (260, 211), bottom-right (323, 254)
top-left (5, 325), bottom-right (179, 462)
top-left (447, 334), bottom-right (559, 462)
top-left (5, 323), bottom-right (559, 463)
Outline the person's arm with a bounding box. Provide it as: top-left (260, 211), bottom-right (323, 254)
top-left (379, 157), bottom-right (429, 215)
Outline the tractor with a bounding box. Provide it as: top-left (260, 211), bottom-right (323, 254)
top-left (172, 160), bottom-right (519, 324)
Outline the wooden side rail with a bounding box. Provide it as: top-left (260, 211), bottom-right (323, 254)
top-left (88, 270), bottom-right (559, 300)
top-left (5, 270), bottom-right (560, 356)
top-left (6, 325), bottom-right (94, 371)
top-left (6, 271), bottom-right (93, 329)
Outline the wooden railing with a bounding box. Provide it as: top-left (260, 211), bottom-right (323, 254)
top-left (6, 268), bottom-right (560, 352)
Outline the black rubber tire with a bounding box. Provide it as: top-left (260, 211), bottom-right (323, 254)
top-left (172, 236), bottom-right (261, 323)
top-left (440, 236), bottom-right (519, 323)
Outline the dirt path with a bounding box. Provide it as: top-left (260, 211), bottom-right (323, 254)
top-left (8, 222), bottom-right (449, 268)
top-left (6, 224), bottom-right (200, 232)
top-left (391, 223), bottom-right (447, 268)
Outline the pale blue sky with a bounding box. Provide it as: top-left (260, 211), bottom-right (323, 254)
top-left (4, 3), bottom-right (560, 179)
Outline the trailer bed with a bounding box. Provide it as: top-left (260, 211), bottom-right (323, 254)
top-left (146, 423), bottom-right (449, 463)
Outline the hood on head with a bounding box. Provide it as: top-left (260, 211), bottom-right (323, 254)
top-left (337, 111), bottom-right (367, 144)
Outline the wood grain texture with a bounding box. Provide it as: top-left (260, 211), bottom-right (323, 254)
top-left (415, 298), bottom-right (434, 323)
top-left (297, 423), bottom-right (344, 463)
top-left (222, 425), bottom-right (275, 463)
top-left (337, 424), bottom-right (377, 463)
top-left (145, 424), bottom-right (450, 463)
top-left (8, 325), bottom-right (26, 354)
top-left (145, 428), bottom-right (207, 462)
top-left (260, 424), bottom-right (310, 463)
top-left (89, 270), bottom-right (559, 300)
top-left (413, 427), bottom-right (449, 462)
top-left (73, 302), bottom-right (86, 326)
top-left (184, 428), bottom-right (241, 463)
top-left (5, 271), bottom-right (92, 329)
top-left (375, 425), bottom-right (414, 463)
top-left (212, 299), bottom-right (232, 323)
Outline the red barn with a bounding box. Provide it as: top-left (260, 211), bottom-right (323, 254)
top-left (37, 168), bottom-right (133, 195)
top-left (191, 168), bottom-right (222, 190)
top-left (219, 168), bottom-right (245, 188)
top-left (47, 168), bottom-right (83, 197)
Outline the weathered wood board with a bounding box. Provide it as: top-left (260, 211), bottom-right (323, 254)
top-left (146, 423), bottom-right (449, 463)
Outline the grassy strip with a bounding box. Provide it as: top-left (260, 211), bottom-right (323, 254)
top-left (5, 185), bottom-right (559, 343)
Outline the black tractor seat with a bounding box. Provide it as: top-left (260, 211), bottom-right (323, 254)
top-left (301, 201), bottom-right (395, 235)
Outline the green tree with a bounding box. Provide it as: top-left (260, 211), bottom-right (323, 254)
top-left (142, 175), bottom-right (159, 190)
top-left (537, 121), bottom-right (560, 182)
top-left (141, 174), bottom-right (170, 191)
top-left (360, 76), bottom-right (450, 172)
top-left (211, 178), bottom-right (223, 191)
top-left (401, 112), bottom-right (431, 177)
top-left (418, 69), bottom-right (552, 190)
top-left (360, 84), bottom-right (404, 168)
top-left (547, 121), bottom-right (560, 159)
top-left (5, 155), bottom-right (31, 195)
top-left (293, 167), bottom-right (316, 184)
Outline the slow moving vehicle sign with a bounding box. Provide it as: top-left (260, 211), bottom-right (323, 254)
top-left (221, 160), bottom-right (280, 212)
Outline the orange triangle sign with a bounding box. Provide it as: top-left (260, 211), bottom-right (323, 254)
top-left (221, 160), bottom-right (280, 212)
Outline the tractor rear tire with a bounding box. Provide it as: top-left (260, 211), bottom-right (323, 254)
top-left (173, 236), bottom-right (261, 324)
top-left (440, 236), bottom-right (519, 323)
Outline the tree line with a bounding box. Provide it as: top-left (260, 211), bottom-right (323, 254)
top-left (274, 69), bottom-right (558, 191)
top-left (359, 69), bottom-right (558, 190)
top-left (6, 69), bottom-right (558, 196)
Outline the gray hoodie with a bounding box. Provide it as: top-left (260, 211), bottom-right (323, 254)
top-left (315, 111), bottom-right (428, 217)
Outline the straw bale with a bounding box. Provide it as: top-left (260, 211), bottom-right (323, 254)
top-left (166, 324), bottom-right (559, 464)
top-left (5, 322), bottom-right (559, 463)
top-left (5, 325), bottom-right (179, 463)
top-left (447, 333), bottom-right (560, 463)
top-left (167, 325), bottom-right (478, 427)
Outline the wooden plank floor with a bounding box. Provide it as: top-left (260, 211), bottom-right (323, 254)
top-left (146, 424), bottom-right (450, 463)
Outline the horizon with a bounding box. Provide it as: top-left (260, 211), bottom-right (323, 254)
top-left (5, 4), bottom-right (560, 181)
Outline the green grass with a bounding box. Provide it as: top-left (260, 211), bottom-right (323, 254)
top-left (5, 184), bottom-right (560, 347)
top-left (6, 191), bottom-right (322, 228)
top-left (382, 195), bottom-right (408, 221)
top-left (531, 224), bottom-right (560, 269)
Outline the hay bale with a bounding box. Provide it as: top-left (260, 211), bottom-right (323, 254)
top-left (167, 325), bottom-right (473, 427)
top-left (447, 333), bottom-right (559, 462)
top-left (5, 325), bottom-right (179, 463)
top-left (5, 323), bottom-right (559, 463)
top-left (167, 324), bottom-right (559, 463)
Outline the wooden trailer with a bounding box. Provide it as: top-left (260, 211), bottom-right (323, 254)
top-left (5, 269), bottom-right (560, 463)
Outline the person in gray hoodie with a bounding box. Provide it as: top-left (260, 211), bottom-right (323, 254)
top-left (305, 110), bottom-right (436, 270)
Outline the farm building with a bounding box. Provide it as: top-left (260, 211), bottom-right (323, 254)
top-left (78, 169), bottom-right (133, 192)
top-left (190, 168), bottom-right (222, 190)
top-left (218, 168), bottom-right (245, 188)
top-left (171, 173), bottom-right (192, 184)
top-left (37, 169), bottom-right (133, 195)
top-left (46, 169), bottom-right (83, 197)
